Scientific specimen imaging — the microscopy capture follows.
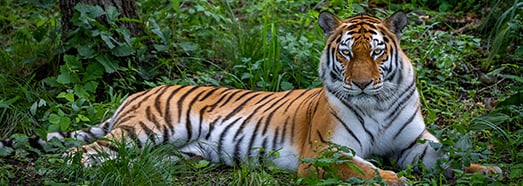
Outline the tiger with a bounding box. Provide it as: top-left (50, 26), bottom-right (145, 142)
top-left (0, 11), bottom-right (502, 185)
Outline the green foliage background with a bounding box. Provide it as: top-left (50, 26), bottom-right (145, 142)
top-left (0, 0), bottom-right (522, 185)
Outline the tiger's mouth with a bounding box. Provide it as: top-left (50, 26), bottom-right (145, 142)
top-left (344, 81), bottom-right (383, 96)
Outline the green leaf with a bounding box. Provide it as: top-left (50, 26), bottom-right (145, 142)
top-left (57, 92), bottom-right (75, 102)
top-left (56, 73), bottom-right (74, 85)
top-left (280, 81), bottom-right (294, 90)
top-left (75, 4), bottom-right (105, 19)
top-left (347, 163), bottom-right (365, 176)
top-left (148, 18), bottom-right (167, 44)
top-left (301, 158), bottom-right (315, 163)
top-left (32, 26), bottom-right (48, 42)
top-left (111, 45), bottom-right (135, 57)
top-left (178, 42), bottom-right (197, 53)
top-left (84, 62), bottom-right (104, 82)
top-left (472, 113), bottom-right (511, 126)
top-left (153, 44), bottom-right (169, 52)
top-left (74, 84), bottom-right (89, 99)
top-left (95, 54), bottom-right (119, 73)
top-left (30, 99), bottom-right (46, 115)
top-left (105, 6), bottom-right (120, 23)
top-left (48, 124), bottom-right (59, 133)
top-left (0, 146), bottom-right (13, 157)
top-left (83, 81), bottom-right (99, 94)
top-left (48, 113), bottom-right (61, 125)
top-left (502, 74), bottom-right (523, 83)
top-left (77, 45), bottom-right (97, 58)
top-left (76, 114), bottom-right (90, 123)
top-left (57, 55), bottom-right (82, 85)
top-left (116, 27), bottom-right (132, 45)
top-left (497, 91), bottom-right (523, 107)
top-left (100, 31), bottom-right (116, 49)
top-left (60, 117), bottom-right (71, 131)
top-left (193, 160), bottom-right (210, 169)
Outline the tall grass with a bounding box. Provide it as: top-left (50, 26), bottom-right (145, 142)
top-left (481, 0), bottom-right (523, 70)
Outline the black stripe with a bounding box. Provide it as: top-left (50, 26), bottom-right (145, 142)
top-left (417, 145), bottom-right (430, 164)
top-left (280, 117), bottom-right (289, 144)
top-left (392, 111), bottom-right (418, 140)
top-left (207, 88), bottom-right (235, 112)
top-left (326, 43), bottom-right (333, 67)
top-left (146, 106), bottom-right (162, 132)
top-left (198, 105), bottom-right (209, 139)
top-left (184, 88), bottom-right (210, 142)
top-left (247, 119), bottom-right (263, 158)
top-left (385, 81), bottom-right (417, 121)
top-left (290, 112), bottom-right (297, 145)
top-left (259, 137), bottom-right (268, 163)
top-left (293, 90), bottom-right (322, 144)
top-left (273, 127), bottom-right (280, 150)
top-left (218, 89), bottom-right (242, 107)
top-left (340, 99), bottom-right (375, 143)
top-left (205, 116), bottom-right (221, 140)
top-left (115, 115), bottom-right (135, 126)
top-left (199, 87), bottom-right (221, 101)
top-left (177, 86), bottom-right (200, 124)
top-left (233, 135), bottom-right (244, 166)
top-left (28, 137), bottom-right (44, 149)
top-left (283, 89), bottom-right (314, 112)
top-left (398, 138), bottom-right (418, 161)
top-left (139, 121), bottom-right (156, 144)
top-left (79, 130), bottom-right (95, 142)
top-left (317, 130), bottom-right (327, 143)
top-left (117, 89), bottom-right (149, 113)
top-left (234, 90), bottom-right (256, 102)
top-left (164, 86), bottom-right (186, 133)
top-left (153, 86), bottom-right (169, 117)
top-left (162, 125), bottom-right (169, 143)
top-left (330, 109), bottom-right (362, 148)
top-left (397, 131), bottom-right (426, 165)
top-left (233, 94), bottom-right (279, 140)
top-left (118, 125), bottom-right (140, 148)
top-left (262, 98), bottom-right (292, 135)
top-left (223, 93), bottom-right (261, 122)
top-left (96, 140), bottom-right (119, 152)
top-left (217, 117), bottom-right (242, 162)
top-left (197, 88), bottom-right (221, 138)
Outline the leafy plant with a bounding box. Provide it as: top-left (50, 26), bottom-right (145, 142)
top-left (297, 142), bottom-right (385, 185)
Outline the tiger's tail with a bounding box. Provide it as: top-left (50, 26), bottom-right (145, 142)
top-left (0, 119), bottom-right (112, 152)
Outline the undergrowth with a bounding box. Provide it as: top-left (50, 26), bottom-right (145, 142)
top-left (0, 0), bottom-right (521, 185)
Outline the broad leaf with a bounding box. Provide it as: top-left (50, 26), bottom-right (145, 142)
top-left (112, 45), bottom-right (135, 57)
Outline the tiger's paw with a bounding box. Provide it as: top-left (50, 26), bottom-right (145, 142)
top-left (465, 164), bottom-right (503, 179)
top-left (379, 169), bottom-right (408, 186)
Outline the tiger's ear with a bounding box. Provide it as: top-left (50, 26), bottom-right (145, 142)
top-left (385, 11), bottom-right (408, 40)
top-left (318, 12), bottom-right (341, 39)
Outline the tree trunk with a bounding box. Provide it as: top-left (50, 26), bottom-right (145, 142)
top-left (60, 0), bottom-right (144, 38)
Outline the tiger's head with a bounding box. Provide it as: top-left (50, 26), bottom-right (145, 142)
top-left (318, 11), bottom-right (409, 106)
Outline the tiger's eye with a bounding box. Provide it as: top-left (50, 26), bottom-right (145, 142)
top-left (372, 49), bottom-right (383, 56)
top-left (341, 49), bottom-right (350, 55)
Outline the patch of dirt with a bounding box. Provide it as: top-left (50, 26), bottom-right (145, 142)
top-left (0, 157), bottom-right (42, 186)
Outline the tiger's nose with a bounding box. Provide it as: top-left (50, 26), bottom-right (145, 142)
top-left (352, 80), bottom-right (373, 89)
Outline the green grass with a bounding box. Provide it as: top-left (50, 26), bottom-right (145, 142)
top-left (0, 0), bottom-right (522, 185)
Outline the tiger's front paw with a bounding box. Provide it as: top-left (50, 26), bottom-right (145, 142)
top-left (379, 169), bottom-right (408, 186)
